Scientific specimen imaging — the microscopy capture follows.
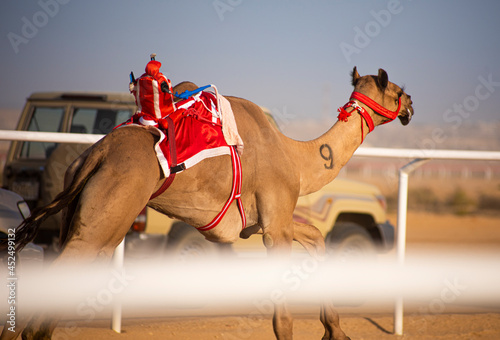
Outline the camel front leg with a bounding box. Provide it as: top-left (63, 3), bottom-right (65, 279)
top-left (262, 223), bottom-right (294, 340)
top-left (292, 221), bottom-right (326, 259)
top-left (320, 304), bottom-right (351, 340)
top-left (292, 221), bottom-right (350, 340)
top-left (273, 303), bottom-right (293, 340)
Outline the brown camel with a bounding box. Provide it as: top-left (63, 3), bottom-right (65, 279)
top-left (3, 67), bottom-right (413, 340)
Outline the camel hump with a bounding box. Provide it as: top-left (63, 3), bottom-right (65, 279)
top-left (172, 81), bottom-right (199, 101)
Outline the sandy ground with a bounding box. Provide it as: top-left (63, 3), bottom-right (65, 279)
top-left (4, 212), bottom-right (500, 339)
top-left (49, 312), bottom-right (500, 340)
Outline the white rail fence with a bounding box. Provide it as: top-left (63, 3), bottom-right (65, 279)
top-left (354, 147), bottom-right (500, 335)
top-left (1, 130), bottom-right (500, 336)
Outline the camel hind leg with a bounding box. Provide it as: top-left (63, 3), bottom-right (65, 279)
top-left (57, 171), bottom-right (154, 262)
top-left (21, 170), bottom-right (157, 339)
top-left (58, 126), bottom-right (161, 263)
top-left (21, 130), bottom-right (161, 339)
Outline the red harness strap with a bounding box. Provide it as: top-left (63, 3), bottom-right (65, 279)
top-left (337, 100), bottom-right (373, 144)
top-left (196, 146), bottom-right (246, 231)
top-left (337, 91), bottom-right (402, 143)
top-left (350, 91), bottom-right (401, 121)
top-left (150, 173), bottom-right (176, 200)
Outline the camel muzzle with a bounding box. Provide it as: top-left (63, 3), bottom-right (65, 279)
top-left (398, 108), bottom-right (414, 126)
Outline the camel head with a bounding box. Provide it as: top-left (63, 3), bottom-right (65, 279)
top-left (351, 66), bottom-right (414, 126)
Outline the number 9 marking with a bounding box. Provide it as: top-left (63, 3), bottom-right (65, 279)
top-left (320, 144), bottom-right (333, 169)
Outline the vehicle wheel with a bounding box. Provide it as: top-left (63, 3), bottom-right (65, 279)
top-left (326, 222), bottom-right (376, 263)
top-left (165, 222), bottom-right (222, 263)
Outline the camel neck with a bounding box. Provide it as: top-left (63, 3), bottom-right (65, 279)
top-left (289, 112), bottom-right (369, 196)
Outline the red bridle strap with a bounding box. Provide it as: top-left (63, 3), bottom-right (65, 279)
top-left (350, 91), bottom-right (401, 121)
top-left (337, 100), bottom-right (374, 144)
top-left (337, 91), bottom-right (401, 143)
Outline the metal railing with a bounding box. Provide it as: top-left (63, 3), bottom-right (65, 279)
top-left (354, 147), bottom-right (500, 335)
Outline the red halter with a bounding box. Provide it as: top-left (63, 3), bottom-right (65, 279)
top-left (350, 91), bottom-right (401, 121)
top-left (337, 91), bottom-right (402, 143)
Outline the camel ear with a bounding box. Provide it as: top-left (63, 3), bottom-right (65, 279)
top-left (351, 66), bottom-right (360, 86)
top-left (377, 68), bottom-right (389, 90)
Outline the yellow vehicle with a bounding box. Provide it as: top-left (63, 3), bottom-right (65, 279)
top-left (3, 91), bottom-right (393, 261)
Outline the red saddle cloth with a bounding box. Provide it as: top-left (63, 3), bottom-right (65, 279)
top-left (123, 90), bottom-right (232, 176)
top-left (171, 91), bottom-right (230, 171)
top-left (116, 89), bottom-right (246, 231)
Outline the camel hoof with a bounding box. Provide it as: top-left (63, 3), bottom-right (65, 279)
top-left (322, 336), bottom-right (351, 340)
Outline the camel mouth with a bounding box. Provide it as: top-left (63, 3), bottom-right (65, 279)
top-left (398, 108), bottom-right (413, 126)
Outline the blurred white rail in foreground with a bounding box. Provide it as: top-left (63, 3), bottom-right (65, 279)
top-left (2, 253), bottom-right (500, 316)
top-left (2, 130), bottom-right (500, 335)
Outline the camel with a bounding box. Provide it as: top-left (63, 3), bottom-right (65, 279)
top-left (3, 67), bottom-right (413, 340)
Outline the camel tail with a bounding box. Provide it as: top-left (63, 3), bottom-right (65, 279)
top-left (14, 149), bottom-right (102, 252)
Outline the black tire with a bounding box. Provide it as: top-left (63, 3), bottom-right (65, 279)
top-left (164, 222), bottom-right (223, 262)
top-left (326, 222), bottom-right (376, 263)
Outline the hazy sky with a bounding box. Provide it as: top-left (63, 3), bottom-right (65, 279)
top-left (1, 0), bottom-right (499, 127)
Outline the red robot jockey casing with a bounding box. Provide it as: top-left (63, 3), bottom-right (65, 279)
top-left (129, 54), bottom-right (176, 119)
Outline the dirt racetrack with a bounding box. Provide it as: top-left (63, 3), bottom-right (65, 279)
top-left (5, 212), bottom-right (500, 339)
top-left (48, 312), bottom-right (500, 340)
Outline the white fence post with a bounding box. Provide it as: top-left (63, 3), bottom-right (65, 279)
top-left (394, 169), bottom-right (408, 336)
top-left (111, 239), bottom-right (125, 333)
top-left (394, 158), bottom-right (429, 335)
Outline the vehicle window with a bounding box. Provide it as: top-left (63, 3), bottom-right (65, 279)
top-left (19, 107), bottom-right (65, 160)
top-left (71, 108), bottom-right (133, 135)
